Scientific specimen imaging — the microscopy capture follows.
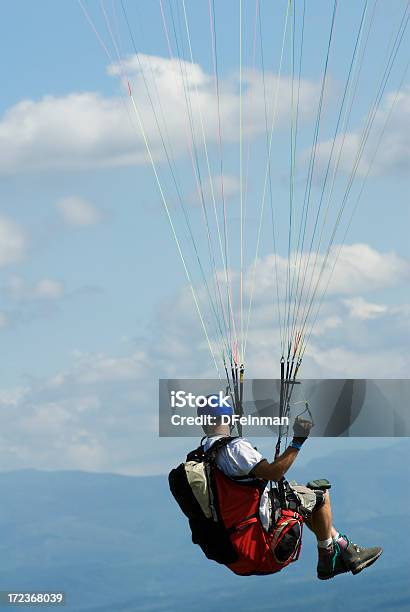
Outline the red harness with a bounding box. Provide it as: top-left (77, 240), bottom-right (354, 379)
top-left (213, 468), bottom-right (304, 576)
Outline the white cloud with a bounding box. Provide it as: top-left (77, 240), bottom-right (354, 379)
top-left (111, 55), bottom-right (321, 145)
top-left (6, 275), bottom-right (24, 297)
top-left (315, 85), bottom-right (410, 178)
top-left (221, 175), bottom-right (241, 199)
top-left (75, 351), bottom-right (148, 384)
top-left (195, 174), bottom-right (241, 206)
top-left (7, 275), bottom-right (65, 301)
top-left (0, 276), bottom-right (101, 331)
top-left (244, 243), bottom-right (409, 305)
top-left (150, 242), bottom-right (410, 381)
top-left (0, 386), bottom-right (27, 406)
top-left (34, 278), bottom-right (65, 299)
top-left (1, 264), bottom-right (409, 474)
top-left (343, 296), bottom-right (387, 320)
top-left (0, 56), bottom-right (322, 175)
top-left (305, 345), bottom-right (407, 378)
top-left (0, 216), bottom-right (26, 266)
top-left (328, 244), bottom-right (409, 294)
top-left (309, 315), bottom-right (343, 335)
top-left (0, 93), bottom-right (139, 175)
top-left (0, 348), bottom-right (157, 473)
top-left (0, 239), bottom-right (407, 474)
top-left (370, 86), bottom-right (410, 175)
top-left (57, 196), bottom-right (103, 227)
top-left (149, 241), bottom-right (410, 378)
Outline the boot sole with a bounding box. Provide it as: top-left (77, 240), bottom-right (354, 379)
top-left (317, 568), bottom-right (349, 581)
top-left (317, 573), bottom-right (339, 581)
top-left (351, 549), bottom-right (383, 575)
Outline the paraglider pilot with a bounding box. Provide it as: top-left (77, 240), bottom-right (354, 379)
top-left (197, 395), bottom-right (382, 580)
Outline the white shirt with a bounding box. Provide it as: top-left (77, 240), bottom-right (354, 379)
top-left (203, 435), bottom-right (271, 531)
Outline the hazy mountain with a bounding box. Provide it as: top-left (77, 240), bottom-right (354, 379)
top-left (0, 442), bottom-right (408, 611)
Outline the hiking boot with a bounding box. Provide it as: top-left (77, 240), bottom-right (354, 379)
top-left (339, 537), bottom-right (382, 575)
top-left (317, 542), bottom-right (348, 580)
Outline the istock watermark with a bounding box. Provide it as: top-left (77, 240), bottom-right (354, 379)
top-left (170, 390), bottom-right (231, 409)
top-left (159, 378), bottom-right (410, 437)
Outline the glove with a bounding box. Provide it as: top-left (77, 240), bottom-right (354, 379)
top-left (292, 416), bottom-right (313, 441)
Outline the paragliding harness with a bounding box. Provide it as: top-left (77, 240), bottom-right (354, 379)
top-left (168, 436), bottom-right (304, 576)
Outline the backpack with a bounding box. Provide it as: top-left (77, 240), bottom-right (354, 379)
top-left (168, 437), bottom-right (304, 576)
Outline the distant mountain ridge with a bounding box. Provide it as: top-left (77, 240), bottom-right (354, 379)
top-left (0, 442), bottom-right (408, 611)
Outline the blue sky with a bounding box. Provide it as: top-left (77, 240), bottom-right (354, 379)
top-left (0, 1), bottom-right (409, 474)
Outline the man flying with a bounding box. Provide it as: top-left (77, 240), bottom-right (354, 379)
top-left (199, 395), bottom-right (382, 580)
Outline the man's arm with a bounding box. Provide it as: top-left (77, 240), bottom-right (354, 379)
top-left (252, 446), bottom-right (299, 481)
top-left (252, 416), bottom-right (313, 481)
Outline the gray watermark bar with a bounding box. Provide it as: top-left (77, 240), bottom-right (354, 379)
top-left (0, 592), bottom-right (65, 606)
top-left (159, 378), bottom-right (410, 437)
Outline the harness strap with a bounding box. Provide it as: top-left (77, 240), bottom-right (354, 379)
top-left (202, 436), bottom-right (237, 461)
top-left (226, 512), bottom-right (259, 535)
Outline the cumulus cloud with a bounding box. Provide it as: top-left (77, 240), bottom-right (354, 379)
top-left (148, 242), bottom-right (410, 376)
top-left (1, 262), bottom-right (409, 475)
top-left (0, 349), bottom-right (159, 473)
top-left (0, 239), bottom-right (410, 474)
top-left (370, 86), bottom-right (410, 175)
top-left (343, 296), bottom-right (387, 320)
top-left (244, 243), bottom-right (410, 305)
top-left (0, 276), bottom-right (101, 330)
top-left (6, 275), bottom-right (65, 301)
top-left (138, 240), bottom-right (410, 381)
top-left (0, 385), bottom-right (27, 406)
top-left (327, 244), bottom-right (409, 293)
top-left (0, 240), bottom-right (408, 474)
top-left (0, 55), bottom-right (322, 175)
top-left (305, 344), bottom-right (408, 378)
top-left (0, 216), bottom-right (26, 266)
top-left (73, 351), bottom-right (149, 384)
top-left (315, 85), bottom-right (410, 178)
top-left (34, 278), bottom-right (65, 299)
top-left (57, 196), bottom-right (103, 227)
top-left (110, 55), bottom-right (320, 141)
top-left (195, 173), bottom-right (241, 206)
top-left (0, 93), bottom-right (138, 174)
